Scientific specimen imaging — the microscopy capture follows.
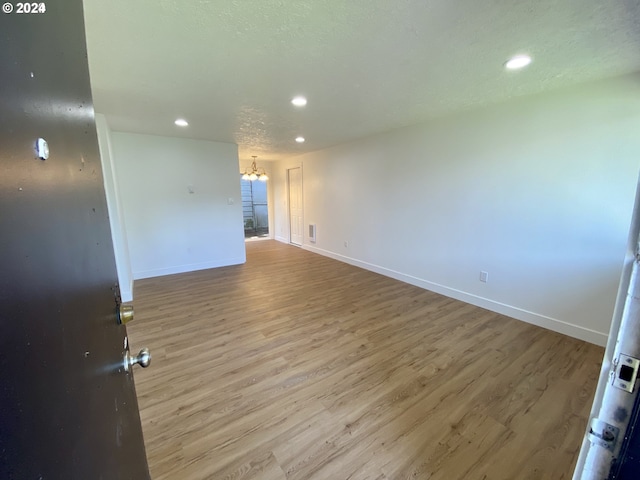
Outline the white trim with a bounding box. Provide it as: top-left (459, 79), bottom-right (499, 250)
top-left (303, 244), bottom-right (608, 346)
top-left (573, 175), bottom-right (640, 479)
top-left (120, 278), bottom-right (134, 302)
top-left (95, 114), bottom-right (135, 302)
top-left (133, 257), bottom-right (246, 280)
top-left (275, 235), bottom-right (289, 244)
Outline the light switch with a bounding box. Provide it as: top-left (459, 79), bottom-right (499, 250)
top-left (227, 197), bottom-right (234, 205)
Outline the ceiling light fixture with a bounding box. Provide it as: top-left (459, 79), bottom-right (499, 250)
top-left (241, 156), bottom-right (268, 182)
top-left (174, 118), bottom-right (189, 127)
top-left (505, 54), bottom-right (532, 70)
top-left (291, 96), bottom-right (307, 107)
top-left (295, 136), bottom-right (305, 143)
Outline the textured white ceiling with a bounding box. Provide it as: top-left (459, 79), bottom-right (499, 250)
top-left (83, 0), bottom-right (640, 162)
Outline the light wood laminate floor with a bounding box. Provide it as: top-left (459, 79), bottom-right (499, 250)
top-left (129, 240), bottom-right (604, 480)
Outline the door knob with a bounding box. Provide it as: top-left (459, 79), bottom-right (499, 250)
top-left (124, 348), bottom-right (151, 372)
top-left (118, 304), bottom-right (134, 325)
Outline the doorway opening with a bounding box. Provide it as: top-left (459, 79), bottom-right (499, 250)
top-left (241, 178), bottom-right (269, 239)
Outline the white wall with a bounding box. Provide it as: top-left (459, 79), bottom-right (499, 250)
top-left (111, 132), bottom-right (246, 279)
top-left (273, 74), bottom-right (640, 346)
top-left (95, 114), bottom-right (134, 301)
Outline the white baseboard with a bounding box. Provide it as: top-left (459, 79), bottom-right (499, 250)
top-left (275, 235), bottom-right (289, 244)
top-left (303, 244), bottom-right (608, 346)
top-left (133, 256), bottom-right (246, 280)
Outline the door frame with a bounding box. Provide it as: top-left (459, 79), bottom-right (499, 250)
top-left (573, 176), bottom-right (640, 479)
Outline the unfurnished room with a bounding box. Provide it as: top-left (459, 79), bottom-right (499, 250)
top-left (2, 1), bottom-right (640, 479)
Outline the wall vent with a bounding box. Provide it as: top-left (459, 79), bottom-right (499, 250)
top-left (309, 224), bottom-right (316, 243)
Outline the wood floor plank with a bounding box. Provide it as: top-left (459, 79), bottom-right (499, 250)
top-left (128, 240), bottom-right (604, 479)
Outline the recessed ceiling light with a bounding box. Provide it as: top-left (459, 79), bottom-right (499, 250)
top-left (295, 136), bottom-right (305, 143)
top-left (505, 55), bottom-right (532, 70)
top-left (291, 96), bottom-right (307, 107)
top-left (174, 118), bottom-right (189, 127)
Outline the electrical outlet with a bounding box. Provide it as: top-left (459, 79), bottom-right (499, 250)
top-left (480, 271), bottom-right (489, 283)
top-left (344, 241), bottom-right (349, 248)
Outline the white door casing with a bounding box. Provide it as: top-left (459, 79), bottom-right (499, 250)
top-left (574, 176), bottom-right (640, 479)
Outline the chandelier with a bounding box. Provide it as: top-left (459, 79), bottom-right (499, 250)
top-left (241, 156), bottom-right (268, 182)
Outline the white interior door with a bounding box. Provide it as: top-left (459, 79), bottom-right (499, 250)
top-left (288, 167), bottom-right (303, 246)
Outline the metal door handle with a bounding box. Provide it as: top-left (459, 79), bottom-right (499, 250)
top-left (124, 348), bottom-right (151, 371)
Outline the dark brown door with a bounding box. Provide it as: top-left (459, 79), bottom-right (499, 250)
top-left (0, 2), bottom-right (150, 478)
